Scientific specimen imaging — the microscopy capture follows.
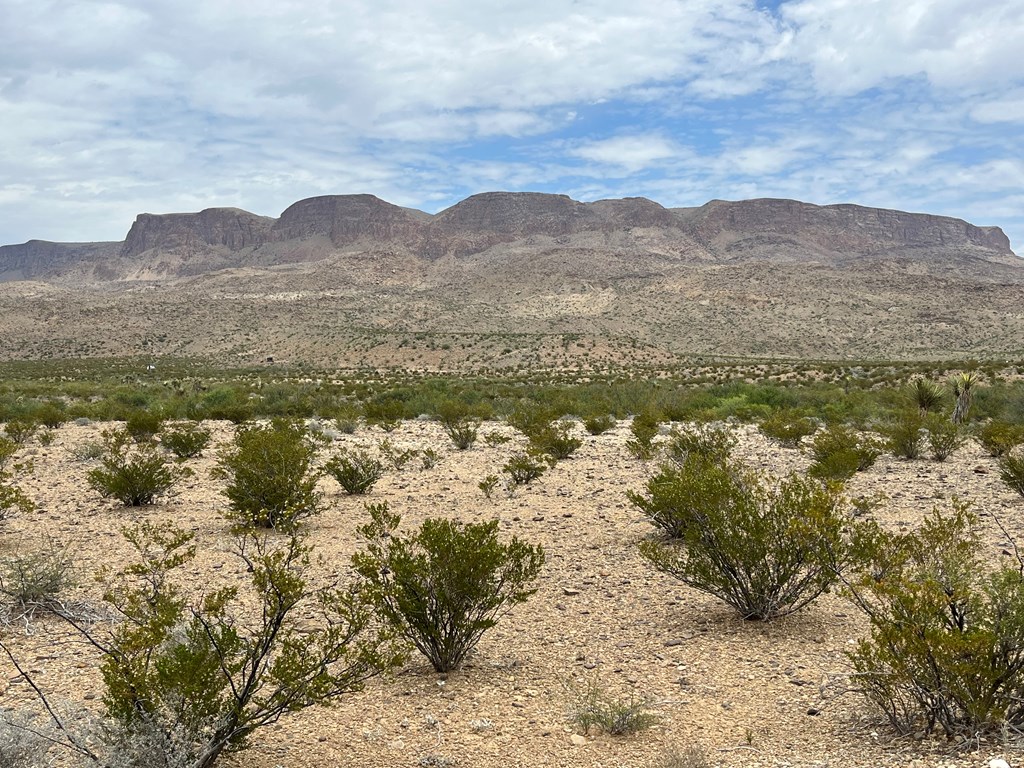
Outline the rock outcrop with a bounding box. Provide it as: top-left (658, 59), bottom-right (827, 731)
top-left (1, 192), bottom-right (1016, 282)
top-left (0, 240), bottom-right (120, 282)
top-left (687, 198), bottom-right (1014, 259)
top-left (121, 208), bottom-right (275, 259)
top-left (270, 194), bottom-right (427, 247)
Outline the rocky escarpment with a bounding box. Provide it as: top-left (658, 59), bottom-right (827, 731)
top-left (687, 198), bottom-right (1015, 260)
top-left (270, 194), bottom-right (428, 248)
top-left (0, 192), bottom-right (1017, 283)
top-left (121, 208), bottom-right (275, 259)
top-left (0, 240), bottom-right (120, 281)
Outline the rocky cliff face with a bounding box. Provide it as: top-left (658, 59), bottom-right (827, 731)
top-left (1, 192), bottom-right (1017, 283)
top-left (121, 208), bottom-right (275, 259)
top-left (689, 198), bottom-right (1014, 258)
top-left (0, 240), bottom-right (120, 281)
top-left (271, 194), bottom-right (427, 247)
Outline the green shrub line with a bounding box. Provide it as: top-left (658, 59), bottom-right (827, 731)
top-left (2, 357), bottom-right (1022, 437)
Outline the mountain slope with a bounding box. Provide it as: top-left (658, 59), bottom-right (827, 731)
top-left (0, 192), bottom-right (1019, 366)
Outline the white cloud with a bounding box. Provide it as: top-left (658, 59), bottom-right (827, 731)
top-left (779, 0), bottom-right (1024, 93)
top-left (570, 135), bottom-right (687, 173)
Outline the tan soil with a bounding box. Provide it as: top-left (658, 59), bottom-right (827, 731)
top-left (1, 419), bottom-right (1021, 768)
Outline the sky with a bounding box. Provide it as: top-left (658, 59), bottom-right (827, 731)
top-left (1, 0), bottom-right (1022, 252)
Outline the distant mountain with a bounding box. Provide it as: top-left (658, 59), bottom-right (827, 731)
top-left (0, 192), bottom-right (1020, 365)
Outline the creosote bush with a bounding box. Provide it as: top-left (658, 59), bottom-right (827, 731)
top-left (160, 421), bottom-right (212, 459)
top-left (977, 421), bottom-right (1024, 458)
top-left (4, 521), bottom-right (403, 768)
top-left (759, 410), bottom-right (817, 448)
top-left (663, 422), bottom-right (736, 464)
top-left (3, 419), bottom-right (37, 446)
top-left (635, 456), bottom-right (847, 620)
top-left (353, 502), bottom-right (544, 672)
top-left (924, 414), bottom-right (963, 462)
top-left (125, 409), bottom-right (164, 443)
top-left (807, 423), bottom-right (882, 481)
top-left (883, 411), bottom-right (924, 459)
top-left (527, 419), bottom-right (582, 461)
top-left (0, 437), bottom-right (16, 470)
top-left (325, 448), bottom-right (385, 495)
top-left (213, 420), bottom-right (323, 529)
top-left (502, 450), bottom-right (550, 487)
top-left (88, 430), bottom-right (188, 507)
top-left (845, 501), bottom-right (1024, 737)
top-left (583, 414), bottom-right (616, 436)
top-left (377, 438), bottom-right (418, 470)
top-left (625, 410), bottom-right (660, 460)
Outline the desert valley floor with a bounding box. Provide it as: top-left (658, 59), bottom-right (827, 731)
top-left (2, 417), bottom-right (1022, 768)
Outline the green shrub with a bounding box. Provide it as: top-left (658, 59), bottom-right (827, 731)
top-left (0, 437), bottom-right (16, 470)
top-left (364, 398), bottom-right (406, 432)
top-left (663, 422), bottom-right (736, 464)
top-left (924, 414), bottom-right (964, 462)
top-left (583, 414), bottom-right (617, 436)
top-left (528, 419), bottom-right (582, 461)
top-left (444, 420), bottom-right (479, 450)
top-left (999, 450), bottom-right (1024, 497)
top-left (846, 500), bottom-right (1024, 737)
top-left (160, 422), bottom-right (212, 459)
top-left (125, 409), bottom-right (165, 443)
top-left (0, 540), bottom-right (75, 614)
top-left (88, 430), bottom-right (188, 507)
top-left (34, 401), bottom-right (67, 430)
top-left (807, 424), bottom-right (882, 480)
top-left (625, 410), bottom-right (660, 460)
top-left (507, 405), bottom-right (558, 440)
top-left (976, 421), bottom-right (1024, 457)
top-left (214, 420), bottom-right (322, 529)
top-left (353, 502), bottom-right (544, 672)
top-left (325, 449), bottom-right (385, 495)
top-left (883, 411), bottom-right (924, 459)
top-left (3, 419), bottom-right (37, 446)
top-left (567, 677), bottom-right (659, 736)
top-left (478, 474), bottom-right (499, 500)
top-left (25, 520), bottom-right (403, 768)
top-left (502, 451), bottom-right (549, 487)
top-left (0, 476), bottom-right (32, 522)
top-left (759, 410), bottom-right (817, 448)
top-left (635, 457), bottom-right (846, 620)
top-left (435, 400), bottom-right (480, 450)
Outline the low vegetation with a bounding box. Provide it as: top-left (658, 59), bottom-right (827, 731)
top-left (634, 455), bottom-right (847, 620)
top-left (3, 356), bottom-right (1024, 766)
top-left (353, 502), bottom-right (544, 672)
top-left (213, 420), bottom-right (322, 529)
top-left (845, 501), bottom-right (1024, 737)
top-left (87, 429), bottom-right (188, 506)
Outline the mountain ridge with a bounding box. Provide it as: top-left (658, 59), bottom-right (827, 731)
top-left (0, 192), bottom-right (1016, 285)
top-left (1, 191), bottom-right (1021, 366)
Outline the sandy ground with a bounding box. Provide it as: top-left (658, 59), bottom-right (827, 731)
top-left (1, 418), bottom-right (1022, 768)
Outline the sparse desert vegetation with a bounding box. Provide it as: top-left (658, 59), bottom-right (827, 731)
top-left (0, 358), bottom-right (1023, 767)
